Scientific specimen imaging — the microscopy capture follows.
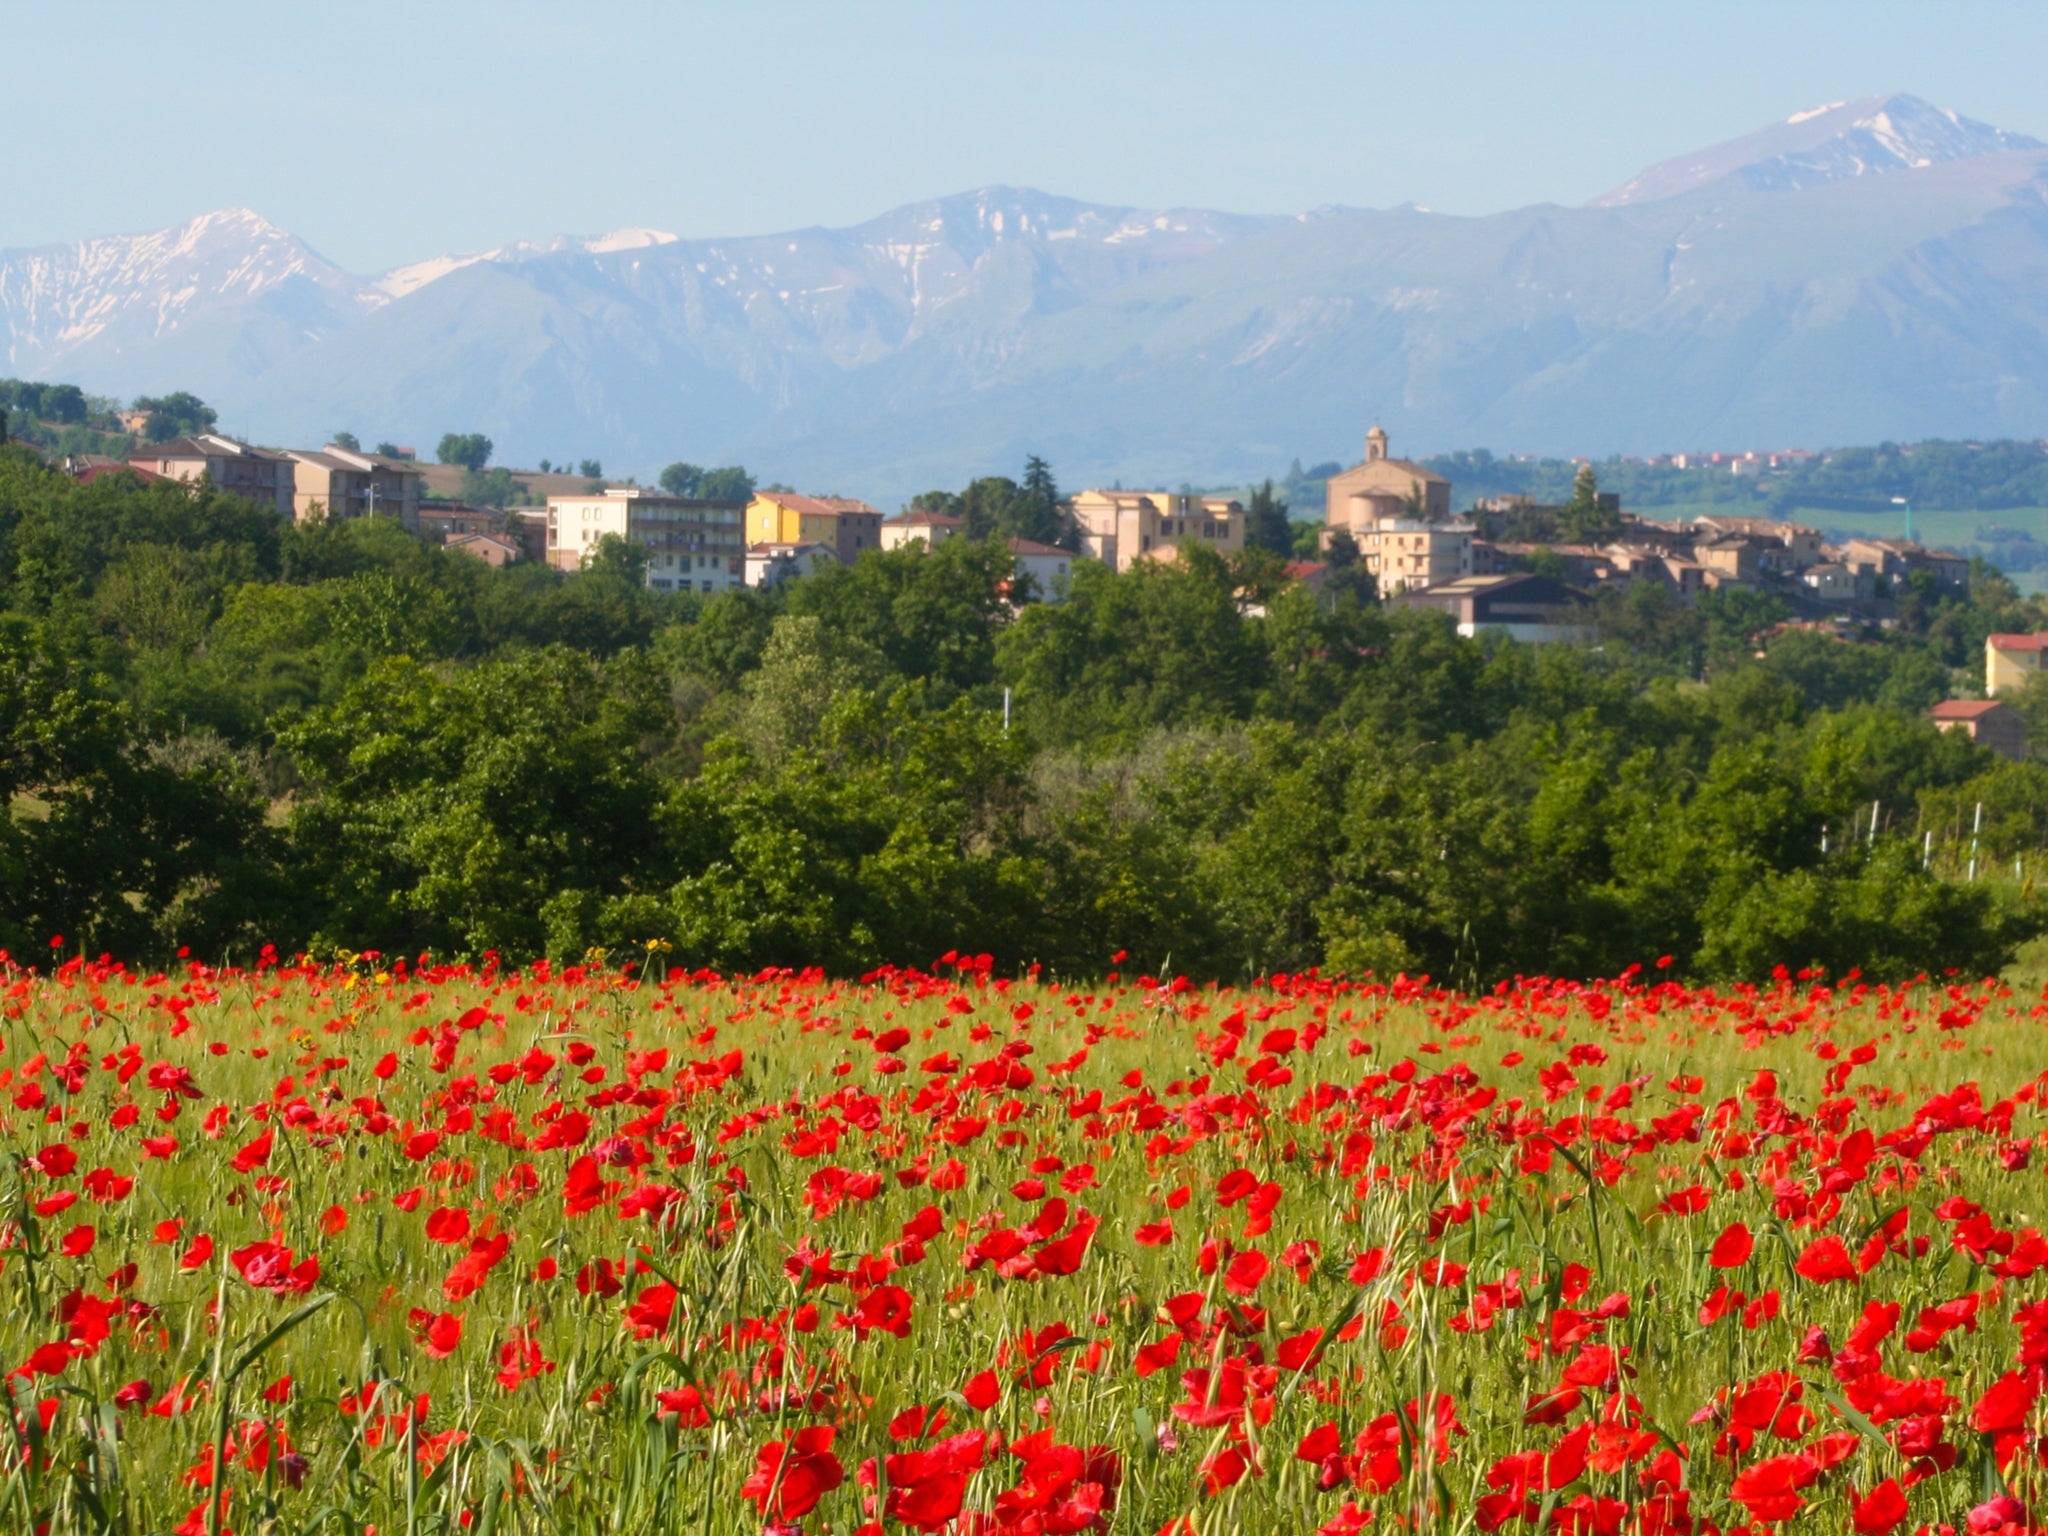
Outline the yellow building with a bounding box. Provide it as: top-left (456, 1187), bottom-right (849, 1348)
top-left (1988, 633), bottom-right (2048, 696)
top-left (747, 492), bottom-right (883, 564)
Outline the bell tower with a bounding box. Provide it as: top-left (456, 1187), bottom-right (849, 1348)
top-left (1366, 424), bottom-right (1389, 462)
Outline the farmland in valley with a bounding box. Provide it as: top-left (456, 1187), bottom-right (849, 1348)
top-left (5, 950), bottom-right (2048, 1534)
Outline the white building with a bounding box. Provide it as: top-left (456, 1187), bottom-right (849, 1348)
top-left (546, 488), bottom-right (746, 592)
top-left (1009, 538), bottom-right (1073, 601)
top-left (880, 511), bottom-right (964, 551)
top-left (745, 541), bottom-right (839, 589)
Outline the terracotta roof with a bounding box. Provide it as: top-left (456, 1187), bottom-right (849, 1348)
top-left (1931, 699), bottom-right (2010, 720)
top-left (754, 491), bottom-right (845, 518)
top-left (1989, 633), bottom-right (2048, 652)
top-left (1009, 538), bottom-right (1070, 557)
top-left (1333, 457), bottom-right (1449, 485)
top-left (78, 463), bottom-right (162, 486)
top-left (884, 511), bottom-right (964, 527)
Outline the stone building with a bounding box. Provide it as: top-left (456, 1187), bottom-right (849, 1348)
top-left (1324, 427), bottom-right (1452, 535)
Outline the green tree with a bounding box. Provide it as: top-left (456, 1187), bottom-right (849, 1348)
top-left (697, 466), bottom-right (756, 501)
top-left (582, 531), bottom-right (651, 585)
top-left (1244, 479), bottom-right (1292, 555)
top-left (579, 458), bottom-right (603, 479)
top-left (0, 615), bottom-right (280, 958)
top-left (332, 431), bottom-right (361, 451)
top-left (281, 648), bottom-right (670, 956)
top-left (783, 536), bottom-right (1014, 695)
top-left (437, 432), bottom-right (493, 471)
top-left (459, 466), bottom-right (525, 507)
top-left (660, 462), bottom-right (705, 497)
top-left (996, 542), bottom-right (1268, 746)
top-left (134, 391), bottom-right (217, 442)
top-left (1557, 462), bottom-right (1619, 544)
top-left (1017, 456), bottom-right (1069, 547)
top-left (43, 384), bottom-right (86, 425)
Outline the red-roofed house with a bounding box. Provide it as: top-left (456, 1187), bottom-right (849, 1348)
top-left (1930, 698), bottom-right (2026, 759)
top-left (1008, 537), bottom-right (1072, 600)
top-left (1987, 633), bottom-right (2048, 696)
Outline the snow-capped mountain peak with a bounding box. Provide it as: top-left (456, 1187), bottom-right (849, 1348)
top-left (1593, 92), bottom-right (2045, 206)
top-left (0, 206), bottom-right (372, 378)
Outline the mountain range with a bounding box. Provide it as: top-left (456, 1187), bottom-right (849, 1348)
top-left (6, 92), bottom-right (2048, 503)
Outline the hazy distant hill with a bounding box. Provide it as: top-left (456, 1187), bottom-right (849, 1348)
top-left (8, 94), bottom-right (2048, 502)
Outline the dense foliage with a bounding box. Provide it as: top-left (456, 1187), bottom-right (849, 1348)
top-left (1, 444), bottom-right (2046, 981)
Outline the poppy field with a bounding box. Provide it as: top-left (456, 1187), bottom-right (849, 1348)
top-left (5, 950), bottom-right (2048, 1536)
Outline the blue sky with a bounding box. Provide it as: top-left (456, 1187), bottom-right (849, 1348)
top-left (16, 0), bottom-right (2048, 272)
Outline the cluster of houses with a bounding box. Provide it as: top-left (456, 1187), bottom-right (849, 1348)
top-left (66, 432), bottom-right (1241, 603)
top-left (66, 425), bottom-right (1974, 631)
top-left (67, 422), bottom-right (2048, 763)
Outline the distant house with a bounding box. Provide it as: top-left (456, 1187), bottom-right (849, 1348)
top-left (416, 502), bottom-right (504, 542)
top-left (1930, 698), bottom-right (2027, 760)
top-left (1695, 514), bottom-right (1823, 571)
top-left (748, 492), bottom-right (884, 564)
top-left (1285, 560), bottom-right (1331, 595)
top-left (445, 532), bottom-right (521, 567)
top-left (1798, 562), bottom-right (1861, 604)
top-left (1694, 536), bottom-right (1761, 583)
top-left (1843, 537), bottom-right (1971, 592)
top-left (128, 434), bottom-right (295, 515)
top-left (880, 510), bottom-right (963, 551)
top-left (1068, 489), bottom-right (1246, 572)
top-left (1987, 633), bottom-right (2048, 696)
top-left (1008, 538), bottom-right (1072, 601)
top-left (289, 445), bottom-right (425, 527)
top-left (745, 540), bottom-right (839, 589)
top-left (1392, 573), bottom-right (1584, 643)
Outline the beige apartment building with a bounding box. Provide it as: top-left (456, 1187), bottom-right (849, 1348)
top-left (1325, 427), bottom-right (1452, 531)
top-left (127, 434), bottom-right (295, 515)
top-left (547, 487), bottom-right (746, 592)
top-left (289, 445), bottom-right (424, 527)
top-left (1067, 489), bottom-right (1245, 572)
top-left (1356, 518), bottom-right (1476, 593)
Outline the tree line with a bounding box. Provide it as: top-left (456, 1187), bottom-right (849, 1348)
top-left (1, 442), bottom-right (2045, 982)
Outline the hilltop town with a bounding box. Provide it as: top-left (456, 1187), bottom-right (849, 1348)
top-left (31, 398), bottom-right (1978, 621)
